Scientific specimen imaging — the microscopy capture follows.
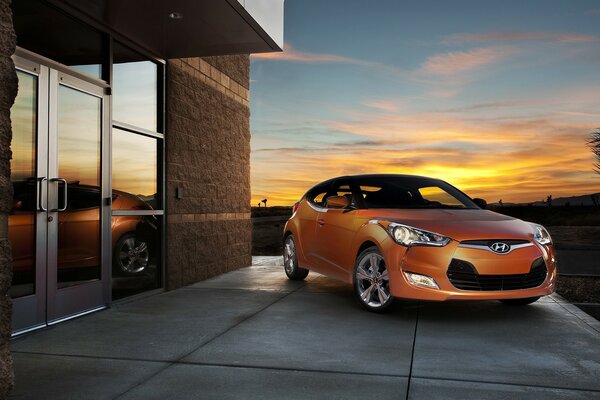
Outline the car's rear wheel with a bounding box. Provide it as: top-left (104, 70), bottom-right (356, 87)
top-left (354, 246), bottom-right (394, 312)
top-left (283, 235), bottom-right (309, 280)
top-left (500, 296), bottom-right (540, 306)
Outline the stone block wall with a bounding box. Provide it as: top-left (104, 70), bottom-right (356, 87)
top-left (0, 0), bottom-right (16, 395)
top-left (166, 55), bottom-right (252, 289)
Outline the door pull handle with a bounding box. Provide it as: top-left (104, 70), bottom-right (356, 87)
top-left (38, 177), bottom-right (48, 211)
top-left (317, 219), bottom-right (325, 225)
top-left (50, 178), bottom-right (68, 212)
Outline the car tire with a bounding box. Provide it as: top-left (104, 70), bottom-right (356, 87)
top-left (500, 296), bottom-right (540, 306)
top-left (353, 246), bottom-right (394, 312)
top-left (283, 235), bottom-right (309, 280)
top-left (113, 233), bottom-right (149, 276)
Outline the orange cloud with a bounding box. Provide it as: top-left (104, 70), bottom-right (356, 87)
top-left (361, 99), bottom-right (401, 113)
top-left (443, 31), bottom-right (600, 44)
top-left (251, 43), bottom-right (400, 72)
top-left (421, 46), bottom-right (516, 76)
top-left (251, 109), bottom-right (600, 206)
top-left (250, 43), bottom-right (422, 83)
top-left (251, 44), bottom-right (363, 64)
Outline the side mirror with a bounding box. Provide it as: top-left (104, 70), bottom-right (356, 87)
top-left (473, 198), bottom-right (487, 209)
top-left (12, 199), bottom-right (23, 211)
top-left (326, 195), bottom-right (350, 209)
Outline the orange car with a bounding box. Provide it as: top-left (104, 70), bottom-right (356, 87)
top-left (10, 181), bottom-right (154, 278)
top-left (283, 174), bottom-right (556, 312)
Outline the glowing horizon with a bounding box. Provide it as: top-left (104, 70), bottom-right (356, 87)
top-left (250, 0), bottom-right (600, 206)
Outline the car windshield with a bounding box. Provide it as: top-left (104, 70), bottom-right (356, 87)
top-left (354, 176), bottom-right (478, 209)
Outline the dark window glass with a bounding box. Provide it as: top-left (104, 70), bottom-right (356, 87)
top-left (353, 176), bottom-right (477, 209)
top-left (12, 0), bottom-right (106, 80)
top-left (112, 128), bottom-right (159, 210)
top-left (328, 181), bottom-right (357, 208)
top-left (12, 181), bottom-right (37, 212)
top-left (113, 42), bottom-right (158, 131)
top-left (67, 187), bottom-right (102, 210)
top-left (112, 215), bottom-right (162, 300)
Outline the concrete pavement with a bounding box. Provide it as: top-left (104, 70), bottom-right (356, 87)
top-left (9, 257), bottom-right (600, 399)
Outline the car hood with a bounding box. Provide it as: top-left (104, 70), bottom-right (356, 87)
top-left (358, 209), bottom-right (535, 242)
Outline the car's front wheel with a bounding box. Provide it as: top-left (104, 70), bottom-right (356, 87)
top-left (500, 296), bottom-right (540, 306)
top-left (283, 235), bottom-right (309, 280)
top-left (354, 246), bottom-right (394, 312)
top-left (113, 233), bottom-right (149, 275)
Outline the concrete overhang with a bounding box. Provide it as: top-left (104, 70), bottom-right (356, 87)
top-left (55, 0), bottom-right (284, 58)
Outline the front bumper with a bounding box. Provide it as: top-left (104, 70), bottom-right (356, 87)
top-left (383, 238), bottom-right (557, 301)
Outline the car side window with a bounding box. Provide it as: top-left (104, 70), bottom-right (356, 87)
top-left (67, 187), bottom-right (101, 210)
top-left (312, 191), bottom-right (328, 206)
top-left (325, 182), bottom-right (359, 208)
top-left (12, 181), bottom-right (37, 212)
top-left (307, 182), bottom-right (331, 207)
top-left (354, 179), bottom-right (418, 208)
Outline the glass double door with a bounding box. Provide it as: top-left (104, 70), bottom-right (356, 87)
top-left (11, 56), bottom-right (110, 333)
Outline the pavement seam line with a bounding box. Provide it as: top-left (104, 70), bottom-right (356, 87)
top-left (405, 303), bottom-right (420, 400)
top-left (411, 375), bottom-right (600, 394)
top-left (13, 350), bottom-right (410, 380)
top-left (190, 282), bottom-right (307, 352)
top-left (552, 294), bottom-right (600, 335)
top-left (111, 280), bottom-right (307, 400)
top-left (174, 360), bottom-right (410, 379)
top-left (11, 350), bottom-right (171, 364)
top-left (14, 351), bottom-right (600, 394)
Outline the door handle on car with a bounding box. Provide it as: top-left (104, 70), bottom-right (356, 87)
top-left (51, 178), bottom-right (68, 212)
top-left (317, 218), bottom-right (325, 226)
top-left (38, 177), bottom-right (48, 211)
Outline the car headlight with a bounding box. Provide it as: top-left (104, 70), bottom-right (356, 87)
top-left (530, 223), bottom-right (552, 245)
top-left (386, 223), bottom-right (451, 247)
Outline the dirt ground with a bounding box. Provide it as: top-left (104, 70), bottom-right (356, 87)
top-left (556, 276), bottom-right (600, 304)
top-left (547, 226), bottom-right (600, 246)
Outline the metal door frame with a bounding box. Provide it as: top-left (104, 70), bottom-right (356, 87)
top-left (11, 50), bottom-right (111, 334)
top-left (46, 69), bottom-right (109, 324)
top-left (10, 56), bottom-right (49, 334)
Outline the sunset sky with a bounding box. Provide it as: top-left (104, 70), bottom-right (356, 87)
top-left (249, 0), bottom-right (600, 206)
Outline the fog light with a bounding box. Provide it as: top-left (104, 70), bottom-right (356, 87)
top-left (404, 272), bottom-right (439, 289)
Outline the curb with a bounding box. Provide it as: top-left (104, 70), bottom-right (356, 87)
top-left (550, 293), bottom-right (600, 335)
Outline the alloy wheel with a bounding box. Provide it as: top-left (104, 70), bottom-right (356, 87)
top-left (118, 237), bottom-right (149, 274)
top-left (355, 251), bottom-right (391, 309)
top-left (284, 236), bottom-right (296, 276)
top-left (283, 235), bottom-right (308, 280)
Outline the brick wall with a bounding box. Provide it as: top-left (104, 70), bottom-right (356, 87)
top-left (0, 0), bottom-right (16, 394)
top-left (166, 55), bottom-right (252, 289)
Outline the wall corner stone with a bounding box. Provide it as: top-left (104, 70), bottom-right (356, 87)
top-left (0, 0), bottom-right (17, 396)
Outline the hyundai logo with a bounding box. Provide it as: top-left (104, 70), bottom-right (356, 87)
top-left (489, 242), bottom-right (510, 254)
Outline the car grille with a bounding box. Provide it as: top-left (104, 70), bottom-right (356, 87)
top-left (459, 239), bottom-right (530, 247)
top-left (447, 258), bottom-right (547, 291)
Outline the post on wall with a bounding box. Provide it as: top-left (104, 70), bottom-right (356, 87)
top-left (0, 0), bottom-right (18, 395)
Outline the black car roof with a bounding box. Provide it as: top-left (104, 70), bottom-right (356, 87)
top-left (304, 174), bottom-right (443, 196)
top-left (328, 173), bottom-right (438, 181)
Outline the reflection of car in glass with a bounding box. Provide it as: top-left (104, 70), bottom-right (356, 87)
top-left (283, 175), bottom-right (557, 312)
top-left (10, 180), bottom-right (156, 277)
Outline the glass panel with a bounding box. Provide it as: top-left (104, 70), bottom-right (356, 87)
top-left (9, 70), bottom-right (37, 298)
top-left (419, 186), bottom-right (466, 208)
top-left (113, 42), bottom-right (158, 131)
top-left (12, 0), bottom-right (106, 80)
top-left (57, 85), bottom-right (102, 288)
top-left (112, 128), bottom-right (159, 210)
top-left (112, 215), bottom-right (162, 300)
